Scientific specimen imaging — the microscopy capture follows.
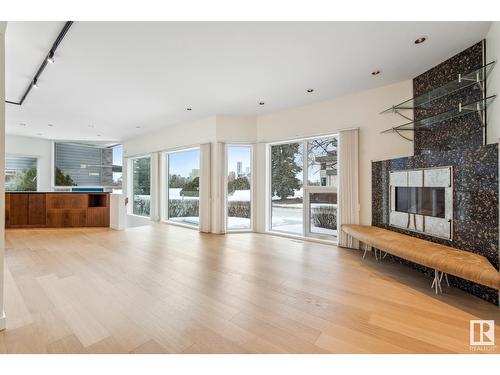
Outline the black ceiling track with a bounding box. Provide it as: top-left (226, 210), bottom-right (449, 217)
top-left (5, 21), bottom-right (74, 106)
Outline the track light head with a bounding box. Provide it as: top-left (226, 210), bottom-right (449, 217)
top-left (47, 51), bottom-right (55, 64)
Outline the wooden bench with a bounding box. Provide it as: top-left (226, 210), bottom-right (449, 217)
top-left (341, 224), bottom-right (500, 294)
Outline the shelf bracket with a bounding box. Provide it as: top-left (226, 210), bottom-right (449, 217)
top-left (393, 128), bottom-right (414, 142)
top-left (477, 102), bottom-right (485, 126)
top-left (392, 108), bottom-right (414, 122)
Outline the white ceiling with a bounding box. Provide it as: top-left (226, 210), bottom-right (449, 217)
top-left (5, 21), bottom-right (491, 142)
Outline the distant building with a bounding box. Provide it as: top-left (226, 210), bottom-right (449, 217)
top-left (228, 171), bottom-right (236, 182)
top-left (315, 152), bottom-right (337, 187)
top-left (190, 168), bottom-right (200, 180)
top-left (237, 161), bottom-right (243, 176)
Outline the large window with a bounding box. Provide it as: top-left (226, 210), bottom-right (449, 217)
top-left (270, 135), bottom-right (338, 240)
top-left (226, 145), bottom-right (252, 231)
top-left (165, 148), bottom-right (200, 227)
top-left (54, 142), bottom-right (122, 189)
top-left (270, 142), bottom-right (303, 235)
top-left (132, 157), bottom-right (151, 217)
top-left (5, 156), bottom-right (38, 192)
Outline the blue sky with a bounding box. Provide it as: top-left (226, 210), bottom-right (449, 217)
top-left (112, 145), bottom-right (251, 178)
top-left (169, 149), bottom-right (200, 177)
top-left (227, 146), bottom-right (251, 175)
top-left (112, 145), bottom-right (123, 166)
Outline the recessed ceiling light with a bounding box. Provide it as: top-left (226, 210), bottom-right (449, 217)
top-left (259, 102), bottom-right (265, 106)
top-left (371, 70), bottom-right (381, 76)
top-left (136, 126), bottom-right (141, 129)
top-left (414, 36), bottom-right (427, 44)
top-left (307, 89), bottom-right (314, 93)
top-left (97, 134), bottom-right (101, 137)
top-left (19, 123), bottom-right (26, 127)
top-left (186, 108), bottom-right (192, 111)
top-left (47, 123), bottom-right (54, 127)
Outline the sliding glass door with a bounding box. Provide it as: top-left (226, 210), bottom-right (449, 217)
top-left (165, 148), bottom-right (200, 227)
top-left (269, 135), bottom-right (338, 240)
top-left (226, 145), bottom-right (252, 231)
top-left (270, 142), bottom-right (304, 235)
top-left (305, 136), bottom-right (338, 239)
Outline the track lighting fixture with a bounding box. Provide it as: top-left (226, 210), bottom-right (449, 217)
top-left (5, 21), bottom-right (73, 106)
top-left (47, 51), bottom-right (55, 64)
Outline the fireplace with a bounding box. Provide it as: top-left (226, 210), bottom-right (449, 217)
top-left (389, 167), bottom-right (452, 240)
top-left (395, 187), bottom-right (446, 218)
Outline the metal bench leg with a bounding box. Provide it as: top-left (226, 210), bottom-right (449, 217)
top-left (432, 269), bottom-right (443, 294)
top-left (439, 271), bottom-right (450, 287)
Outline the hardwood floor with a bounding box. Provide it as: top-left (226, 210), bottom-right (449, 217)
top-left (1, 224), bottom-right (498, 354)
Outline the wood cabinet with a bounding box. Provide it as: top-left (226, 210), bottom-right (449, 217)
top-left (5, 192), bottom-right (110, 229)
top-left (8, 194), bottom-right (29, 227)
top-left (28, 194), bottom-right (46, 226)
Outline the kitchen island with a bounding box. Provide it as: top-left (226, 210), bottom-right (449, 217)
top-left (5, 192), bottom-right (110, 228)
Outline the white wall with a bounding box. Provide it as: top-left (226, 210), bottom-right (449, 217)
top-left (487, 22), bottom-right (500, 145)
top-left (215, 115), bottom-right (256, 143)
top-left (255, 80), bottom-right (414, 226)
top-left (5, 134), bottom-right (52, 191)
top-left (0, 26), bottom-right (6, 330)
top-left (123, 116), bottom-right (217, 157)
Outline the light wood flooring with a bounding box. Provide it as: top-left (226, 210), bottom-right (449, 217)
top-left (1, 224), bottom-right (499, 354)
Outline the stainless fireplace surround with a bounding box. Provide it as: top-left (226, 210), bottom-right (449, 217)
top-left (389, 166), bottom-right (453, 240)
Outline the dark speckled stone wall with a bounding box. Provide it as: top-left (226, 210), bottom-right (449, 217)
top-left (372, 41), bottom-right (499, 305)
top-left (413, 42), bottom-right (485, 154)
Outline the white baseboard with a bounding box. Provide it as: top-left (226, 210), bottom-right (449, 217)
top-left (0, 310), bottom-right (6, 331)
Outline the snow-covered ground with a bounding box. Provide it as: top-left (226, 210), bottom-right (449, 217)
top-left (228, 189), bottom-right (250, 202)
top-left (168, 188), bottom-right (199, 200)
top-left (138, 188), bottom-right (336, 237)
top-left (227, 217), bottom-right (251, 230)
top-left (271, 203), bottom-right (337, 238)
top-left (170, 216), bottom-right (199, 226)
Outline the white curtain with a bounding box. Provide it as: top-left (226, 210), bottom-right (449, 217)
top-left (149, 152), bottom-right (160, 222)
top-left (338, 128), bottom-right (360, 248)
top-left (199, 143), bottom-right (212, 233)
top-left (211, 142), bottom-right (227, 234)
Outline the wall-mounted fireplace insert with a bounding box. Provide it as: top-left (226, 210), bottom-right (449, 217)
top-left (389, 166), bottom-right (452, 240)
top-left (395, 187), bottom-right (445, 218)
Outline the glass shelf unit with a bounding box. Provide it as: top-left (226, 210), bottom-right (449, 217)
top-left (381, 95), bottom-right (496, 134)
top-left (381, 61), bottom-right (496, 114)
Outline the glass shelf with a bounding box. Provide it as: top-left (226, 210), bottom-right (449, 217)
top-left (381, 61), bottom-right (496, 114)
top-left (381, 95), bottom-right (497, 134)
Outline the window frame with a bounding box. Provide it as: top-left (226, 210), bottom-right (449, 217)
top-left (52, 142), bottom-right (123, 190)
top-left (224, 144), bottom-right (254, 233)
top-left (266, 134), bottom-right (339, 243)
top-left (160, 146), bottom-right (201, 230)
top-left (5, 153), bottom-right (40, 192)
top-left (127, 154), bottom-right (152, 218)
